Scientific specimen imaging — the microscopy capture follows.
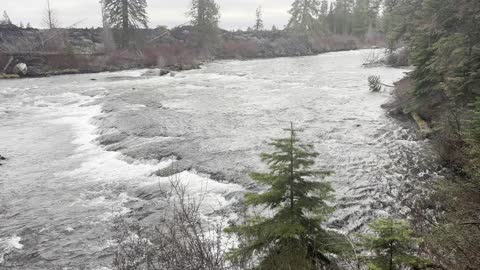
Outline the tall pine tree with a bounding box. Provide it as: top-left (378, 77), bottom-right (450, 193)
top-left (227, 123), bottom-right (344, 269)
top-left (189, 0), bottom-right (220, 48)
top-left (287, 0), bottom-right (322, 33)
top-left (254, 6), bottom-right (264, 32)
top-left (103, 0), bottom-right (149, 48)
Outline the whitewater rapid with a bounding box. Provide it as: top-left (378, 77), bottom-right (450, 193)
top-left (0, 50), bottom-right (436, 269)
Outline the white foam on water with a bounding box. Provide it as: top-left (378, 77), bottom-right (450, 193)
top-left (150, 170), bottom-right (244, 217)
top-left (44, 93), bottom-right (173, 183)
top-left (0, 235), bottom-right (23, 264)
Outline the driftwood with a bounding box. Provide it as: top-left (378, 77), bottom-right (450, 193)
top-left (379, 82), bottom-right (394, 88)
top-left (411, 112), bottom-right (433, 137)
top-left (2, 56), bottom-right (14, 73)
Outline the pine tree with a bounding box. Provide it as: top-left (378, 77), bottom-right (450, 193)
top-left (332, 0), bottom-right (354, 34)
top-left (254, 6), bottom-right (264, 32)
top-left (2, 11), bottom-right (11, 25)
top-left (319, 0), bottom-right (329, 32)
top-left (287, 0), bottom-right (322, 33)
top-left (352, 0), bottom-right (369, 36)
top-left (360, 218), bottom-right (426, 270)
top-left (227, 123), bottom-right (344, 269)
top-left (103, 0), bottom-right (149, 48)
top-left (189, 0), bottom-right (220, 47)
top-left (367, 0), bottom-right (382, 30)
top-left (320, 0), bottom-right (329, 17)
top-left (327, 2), bottom-right (336, 33)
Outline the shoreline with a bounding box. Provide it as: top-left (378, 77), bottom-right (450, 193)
top-left (0, 46), bottom-right (373, 80)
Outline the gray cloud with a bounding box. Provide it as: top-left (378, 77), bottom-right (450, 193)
top-left (2, 0), bottom-right (312, 30)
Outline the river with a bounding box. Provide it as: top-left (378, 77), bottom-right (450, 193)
top-left (0, 50), bottom-right (436, 269)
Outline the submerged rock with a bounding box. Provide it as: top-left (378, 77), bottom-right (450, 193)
top-left (0, 154), bottom-right (6, 160)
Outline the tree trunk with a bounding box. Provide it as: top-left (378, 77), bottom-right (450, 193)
top-left (289, 122), bottom-right (295, 211)
top-left (121, 0), bottom-right (129, 48)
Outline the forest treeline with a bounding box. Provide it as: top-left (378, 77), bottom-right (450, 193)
top-left (383, 0), bottom-right (480, 269)
top-left (99, 0), bottom-right (386, 48)
top-left (1, 0), bottom-right (386, 46)
top-left (1, 0), bottom-right (389, 77)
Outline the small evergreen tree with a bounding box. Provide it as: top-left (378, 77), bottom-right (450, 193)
top-left (189, 0), bottom-right (220, 48)
top-left (103, 0), bottom-right (149, 48)
top-left (287, 0), bottom-right (322, 33)
top-left (254, 6), bottom-right (264, 32)
top-left (368, 75), bottom-right (382, 92)
top-left (227, 123), bottom-right (344, 269)
top-left (360, 218), bottom-right (426, 270)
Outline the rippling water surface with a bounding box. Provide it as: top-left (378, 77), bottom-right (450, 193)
top-left (0, 50), bottom-right (435, 269)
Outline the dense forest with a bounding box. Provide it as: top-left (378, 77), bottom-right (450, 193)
top-left (383, 0), bottom-right (480, 269)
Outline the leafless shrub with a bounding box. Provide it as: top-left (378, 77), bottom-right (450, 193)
top-left (43, 0), bottom-right (59, 29)
top-left (112, 177), bottom-right (233, 270)
top-left (362, 49), bottom-right (383, 67)
top-left (384, 47), bottom-right (409, 67)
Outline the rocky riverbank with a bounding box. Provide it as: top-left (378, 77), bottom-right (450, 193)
top-left (0, 25), bottom-right (378, 78)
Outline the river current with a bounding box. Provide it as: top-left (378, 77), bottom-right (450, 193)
top-left (0, 50), bottom-right (436, 269)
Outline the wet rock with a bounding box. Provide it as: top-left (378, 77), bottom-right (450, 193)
top-left (96, 132), bottom-right (128, 146)
top-left (154, 161), bottom-right (193, 177)
top-left (159, 69), bottom-right (170, 76)
top-left (13, 63), bottom-right (28, 76)
top-left (142, 69), bottom-right (160, 77)
top-left (0, 154), bottom-right (6, 165)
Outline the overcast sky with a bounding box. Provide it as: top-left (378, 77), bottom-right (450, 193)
top-left (1, 0), bottom-right (333, 30)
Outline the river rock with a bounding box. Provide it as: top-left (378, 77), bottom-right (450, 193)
top-left (13, 63), bottom-right (28, 76)
top-left (159, 69), bottom-right (170, 76)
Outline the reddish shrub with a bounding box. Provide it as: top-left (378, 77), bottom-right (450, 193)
top-left (221, 40), bottom-right (259, 58)
top-left (142, 43), bottom-right (198, 67)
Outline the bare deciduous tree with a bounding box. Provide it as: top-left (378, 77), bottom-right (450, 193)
top-left (43, 0), bottom-right (59, 29)
top-left (112, 177), bottom-right (233, 270)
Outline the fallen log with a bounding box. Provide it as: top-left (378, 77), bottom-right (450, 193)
top-left (411, 112), bottom-right (433, 137)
